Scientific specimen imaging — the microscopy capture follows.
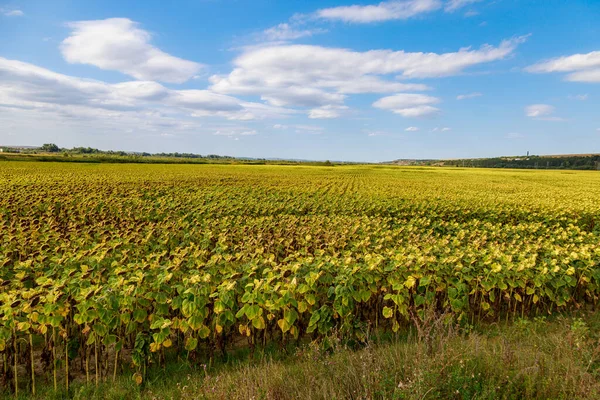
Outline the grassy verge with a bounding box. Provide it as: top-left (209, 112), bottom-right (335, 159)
top-left (4, 312), bottom-right (600, 400)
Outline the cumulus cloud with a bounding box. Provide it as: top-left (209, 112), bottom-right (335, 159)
top-left (431, 127), bottom-right (451, 132)
top-left (0, 57), bottom-right (293, 128)
top-left (262, 23), bottom-right (326, 41)
top-left (405, 126), bottom-right (419, 131)
top-left (210, 38), bottom-right (524, 116)
top-left (60, 18), bottom-right (202, 83)
top-left (526, 51), bottom-right (600, 83)
top-left (373, 93), bottom-right (440, 117)
top-left (316, 0), bottom-right (442, 23)
top-left (457, 92), bottom-right (482, 100)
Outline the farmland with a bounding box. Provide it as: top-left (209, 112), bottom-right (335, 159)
top-left (1, 161), bottom-right (600, 398)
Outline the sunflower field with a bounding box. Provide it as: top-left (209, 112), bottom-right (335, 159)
top-left (1, 162), bottom-right (599, 395)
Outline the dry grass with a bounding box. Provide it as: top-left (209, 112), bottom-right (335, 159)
top-left (5, 313), bottom-right (600, 400)
top-left (179, 317), bottom-right (600, 400)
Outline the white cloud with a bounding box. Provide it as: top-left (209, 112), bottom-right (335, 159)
top-left (271, 124), bottom-right (324, 133)
top-left (314, 0), bottom-right (485, 22)
top-left (0, 57), bottom-right (294, 132)
top-left (214, 129), bottom-right (257, 137)
top-left (524, 104), bottom-right (564, 121)
top-left (2, 9), bottom-right (24, 17)
top-left (566, 69), bottom-right (600, 83)
top-left (60, 18), bottom-right (202, 83)
top-left (261, 87), bottom-right (345, 108)
top-left (373, 93), bottom-right (440, 117)
top-left (431, 126), bottom-right (451, 132)
top-left (316, 0), bottom-right (442, 23)
top-left (308, 105), bottom-right (348, 119)
top-left (366, 130), bottom-right (390, 136)
top-left (441, 127), bottom-right (451, 131)
top-left (210, 37), bottom-right (524, 114)
top-left (526, 51), bottom-right (600, 83)
top-left (457, 92), bottom-right (482, 100)
top-left (445, 0), bottom-right (483, 12)
top-left (405, 126), bottom-right (419, 131)
top-left (294, 125), bottom-right (325, 134)
top-left (527, 51), bottom-right (600, 73)
top-left (263, 23), bottom-right (326, 41)
top-left (567, 94), bottom-right (588, 101)
top-left (525, 104), bottom-right (554, 118)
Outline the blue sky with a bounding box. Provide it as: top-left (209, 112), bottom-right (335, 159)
top-left (0, 0), bottom-right (599, 161)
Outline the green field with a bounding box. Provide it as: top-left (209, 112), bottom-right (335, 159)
top-left (1, 162), bottom-right (600, 399)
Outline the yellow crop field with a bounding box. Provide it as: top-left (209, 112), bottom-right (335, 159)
top-left (1, 162), bottom-right (600, 394)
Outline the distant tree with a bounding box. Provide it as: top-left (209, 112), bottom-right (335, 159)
top-left (41, 143), bottom-right (60, 153)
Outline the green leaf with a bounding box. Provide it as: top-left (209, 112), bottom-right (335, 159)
top-left (246, 305), bottom-right (261, 320)
top-left (133, 309), bottom-right (147, 323)
top-left (414, 295), bottom-right (425, 307)
top-left (103, 334), bottom-right (117, 346)
top-left (308, 311), bottom-right (320, 327)
top-left (185, 337), bottom-right (198, 351)
top-left (284, 309), bottom-right (298, 325)
top-left (189, 315), bottom-right (204, 331)
top-left (198, 325), bottom-right (210, 339)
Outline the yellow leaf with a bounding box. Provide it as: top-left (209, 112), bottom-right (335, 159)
top-left (298, 301), bottom-right (308, 313)
top-left (277, 318), bottom-right (291, 333)
top-left (514, 293), bottom-right (522, 302)
top-left (252, 316), bottom-right (265, 330)
top-left (150, 342), bottom-right (161, 353)
top-left (382, 306), bottom-right (394, 319)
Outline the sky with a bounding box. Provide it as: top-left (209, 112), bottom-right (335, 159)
top-left (0, 0), bottom-right (599, 162)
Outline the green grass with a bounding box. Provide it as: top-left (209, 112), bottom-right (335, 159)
top-left (6, 311), bottom-right (600, 400)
